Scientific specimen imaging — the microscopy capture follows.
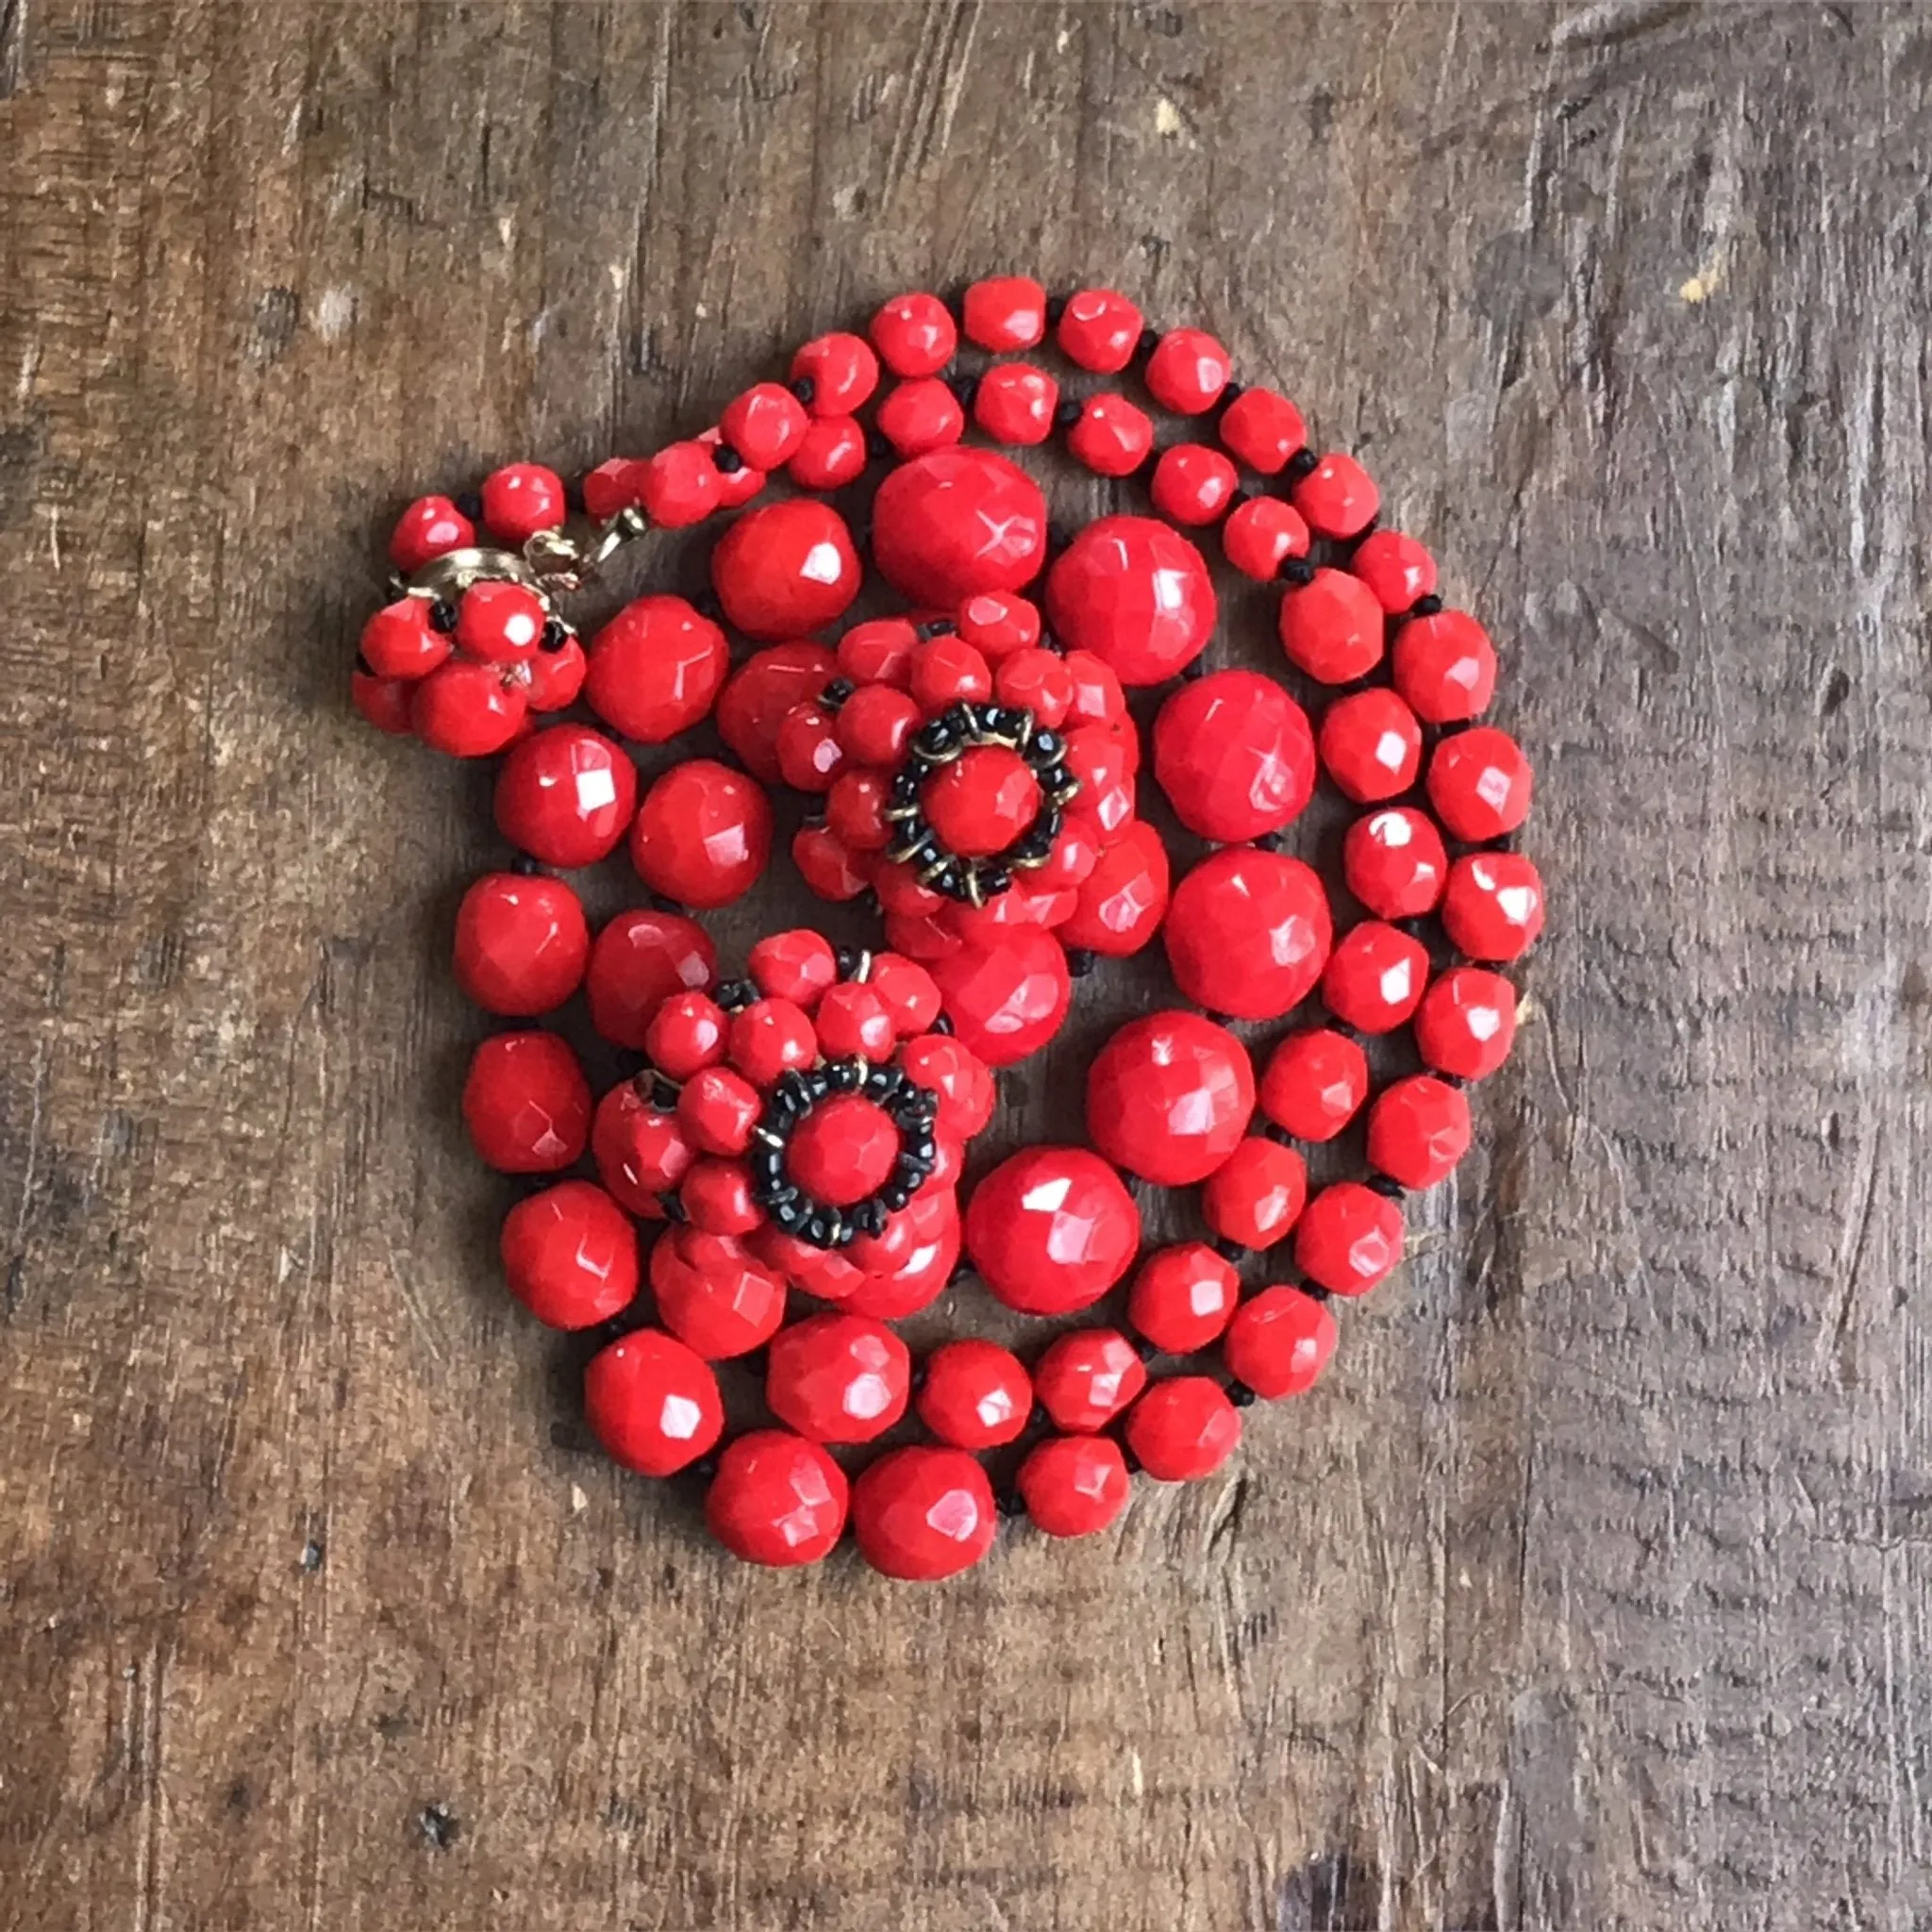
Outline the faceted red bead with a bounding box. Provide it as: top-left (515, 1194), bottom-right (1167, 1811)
top-left (721, 382), bottom-right (810, 469)
top-left (792, 824), bottom-right (872, 902)
top-left (1414, 966), bottom-right (1517, 1078)
top-left (874, 858), bottom-right (944, 920)
top-left (1441, 852), bottom-right (1545, 961)
top-left (1426, 727), bottom-right (1533, 841)
top-left (1145, 327), bottom-right (1231, 414)
top-left (962, 275), bottom-right (1046, 350)
top-left (1258, 1029), bottom-right (1369, 1141)
top-left (1278, 568), bottom-right (1387, 684)
top-left (825, 770), bottom-right (890, 852)
top-left (1392, 609), bottom-right (1497, 723)
top-left (351, 668), bottom-right (414, 736)
top-left (524, 635), bottom-right (587, 713)
top-left (1018, 1435), bottom-right (1131, 1538)
top-left (745, 928), bottom-right (838, 1009)
top-left (869, 291), bottom-right (958, 377)
top-left (1128, 1243), bottom-right (1240, 1355)
top-left (586, 594), bottom-right (728, 744)
top-left (897, 1032), bottom-right (996, 1139)
top-left (455, 580), bottom-right (545, 664)
top-left (643, 990), bottom-right (729, 1078)
top-left (584, 908), bottom-right (715, 1050)
top-left (389, 494), bottom-right (474, 575)
top-left (1343, 806), bottom-right (1449, 921)
top-left (1067, 393), bottom-right (1156, 476)
top-left (928, 928), bottom-right (1072, 1066)
top-left (1164, 848), bottom-right (1332, 1022)
top-left (1318, 687), bottom-right (1423, 804)
top-left (921, 745), bottom-right (1040, 858)
top-left (992, 647), bottom-right (1074, 726)
top-left (629, 759), bottom-right (772, 908)
top-left (727, 997), bottom-right (819, 1087)
top-left (867, 954), bottom-right (941, 1036)
top-left (836, 616), bottom-right (917, 688)
top-left (788, 1094), bottom-right (900, 1207)
top-left (705, 1430), bottom-right (849, 1567)
top-left (1294, 1181), bottom-right (1404, 1296)
top-left (454, 872), bottom-right (589, 1016)
top-left (767, 1312), bottom-right (910, 1444)
top-left (908, 634), bottom-right (994, 713)
top-left (710, 499), bottom-right (861, 641)
top-left (1368, 1074), bottom-right (1472, 1189)
top-left (838, 1187), bottom-right (960, 1321)
top-left (1321, 921), bottom-right (1429, 1033)
top-left (871, 446), bottom-right (1048, 607)
top-left (1223, 496), bottom-right (1311, 581)
top-left (1061, 725), bottom-right (1136, 840)
top-left (411, 659), bottom-right (526, 757)
top-left (791, 331), bottom-right (880, 415)
top-left (957, 591), bottom-right (1041, 658)
top-left (360, 598), bottom-right (447, 680)
top-left (834, 682), bottom-right (923, 767)
top-left (1223, 1287), bottom-right (1336, 1399)
top-left (974, 362), bottom-right (1058, 444)
top-left (591, 1081), bottom-right (693, 1211)
top-left (677, 1066), bottom-right (762, 1158)
top-left (1351, 529), bottom-right (1439, 614)
top-left (1292, 451), bottom-right (1380, 539)
top-left (787, 414), bottom-right (870, 491)
top-left (1086, 1010), bottom-right (1255, 1185)
top-left (480, 463), bottom-right (566, 545)
top-left (876, 376), bottom-right (966, 457)
top-left (1219, 388), bottom-right (1307, 474)
top-left (852, 1446), bottom-right (997, 1581)
top-left (697, 428), bottom-right (766, 508)
top-left (637, 441), bottom-right (724, 527)
top-left (775, 703), bottom-right (846, 792)
top-left (1045, 516), bottom-right (1217, 686)
top-left (582, 457), bottom-right (642, 521)
top-left (715, 642), bottom-right (835, 782)
top-left (462, 1031), bottom-right (590, 1173)
top-left (1056, 287), bottom-right (1142, 373)
top-left (1203, 1137), bottom-right (1307, 1249)
top-left (1035, 1328), bottom-right (1147, 1433)
top-left (964, 1145), bottom-right (1141, 1314)
top-left (812, 983), bottom-right (896, 1062)
top-left (1151, 443), bottom-right (1239, 525)
top-left (916, 1340), bottom-right (1032, 1450)
top-left (583, 1329), bottom-right (723, 1476)
top-left (1124, 1377), bottom-right (1241, 1481)
top-left (493, 724), bottom-right (636, 868)
top-left (650, 1224), bottom-right (788, 1357)
top-left (1153, 670), bottom-right (1315, 842)
top-left (501, 1180), bottom-right (638, 1329)
top-left (678, 1158), bottom-right (764, 1237)
top-left (1059, 819), bottom-right (1171, 957)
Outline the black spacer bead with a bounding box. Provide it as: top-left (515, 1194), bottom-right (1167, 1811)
top-left (1043, 294), bottom-right (1066, 327)
top-left (1367, 1174), bottom-right (1406, 1199)
top-left (428, 599), bottom-right (459, 634)
top-left (509, 854), bottom-right (544, 877)
top-left (1218, 380), bottom-right (1244, 408)
top-left (1225, 488), bottom-right (1251, 513)
top-left (1180, 656), bottom-right (1206, 680)
top-left (712, 977), bottom-right (758, 1011)
top-left (658, 1190), bottom-right (687, 1224)
top-left (1212, 1237), bottom-right (1246, 1264)
top-left (1136, 326), bottom-right (1159, 360)
top-left (1285, 448), bottom-right (1321, 485)
top-left (916, 618), bottom-right (958, 641)
top-left (1260, 1120), bottom-right (1296, 1146)
top-left (1302, 1283), bottom-right (1332, 1303)
top-left (1253, 830), bottom-right (1283, 853)
top-left (650, 1075), bottom-right (682, 1112)
top-left (867, 429), bottom-right (894, 462)
top-left (1411, 593), bottom-right (1444, 618)
top-left (1277, 556), bottom-right (1317, 588)
top-left (789, 375), bottom-right (815, 406)
top-left (1129, 1333), bottom-right (1161, 1364)
top-left (929, 1011), bottom-right (954, 1036)
top-left (714, 445), bottom-right (745, 475)
top-left (948, 373), bottom-right (980, 410)
top-left (820, 675), bottom-right (855, 711)
top-left (1053, 397), bottom-right (1084, 431)
top-left (692, 591), bottom-right (724, 623)
top-left (540, 617), bottom-right (568, 653)
top-left (691, 1453), bottom-right (719, 1482)
top-left (563, 480), bottom-right (586, 517)
top-left (1227, 1382), bottom-right (1258, 1408)
top-left (353, 651), bottom-right (376, 676)
top-left (995, 1488), bottom-right (1028, 1520)
top-left (453, 490), bottom-right (484, 523)
top-left (1065, 947), bottom-right (1097, 979)
top-left (946, 1257), bottom-right (974, 1287)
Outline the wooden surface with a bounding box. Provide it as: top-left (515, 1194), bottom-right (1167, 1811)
top-left (3, 3), bottom-right (1927, 1926)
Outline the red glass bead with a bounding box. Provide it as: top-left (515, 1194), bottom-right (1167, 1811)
top-left (1219, 387), bottom-right (1307, 473)
top-left (1056, 287), bottom-right (1142, 372)
top-left (1203, 1137), bottom-right (1307, 1249)
top-left (1258, 1029), bottom-right (1369, 1141)
top-left (919, 745), bottom-right (1039, 858)
top-left (454, 872), bottom-right (589, 1018)
top-left (908, 634), bottom-right (994, 713)
top-left (991, 648), bottom-right (1073, 727)
top-left (411, 659), bottom-right (527, 756)
top-left (1128, 1243), bottom-right (1240, 1354)
top-left (871, 447), bottom-right (1048, 607)
top-left (916, 1340), bottom-right (1031, 1450)
top-left (583, 1329), bottom-right (723, 1476)
top-left (1441, 852), bottom-right (1545, 961)
top-left (1224, 1287), bottom-right (1336, 1399)
top-left (720, 382), bottom-right (809, 469)
top-left (810, 984), bottom-right (897, 1063)
top-left (1322, 921), bottom-right (1429, 1033)
top-left (1352, 529), bottom-right (1439, 614)
top-left (746, 929), bottom-right (838, 1008)
top-left (838, 1188), bottom-right (960, 1321)
top-left (974, 362), bottom-right (1058, 444)
top-left (650, 1224), bottom-right (787, 1357)
top-left (1063, 649), bottom-right (1127, 727)
top-left (1278, 568), bottom-right (1386, 684)
top-left (582, 457), bottom-right (641, 521)
top-left (775, 703), bottom-right (846, 792)
top-left (1045, 516), bottom-right (1216, 686)
top-left (636, 441), bottom-right (724, 527)
top-left (705, 1430), bottom-right (848, 1567)
top-left (524, 635), bottom-right (587, 713)
top-left (1319, 687), bottom-right (1424, 804)
top-left (1368, 1074), bottom-right (1472, 1190)
top-left (1414, 966), bottom-right (1517, 1078)
top-left (957, 591), bottom-right (1041, 658)
top-left (351, 668), bottom-right (414, 736)
top-left (897, 1032), bottom-right (996, 1139)
top-left (1426, 727), bottom-right (1533, 841)
top-left (1035, 1328), bottom-right (1147, 1433)
top-left (837, 616), bottom-right (917, 688)
top-left (1018, 1435), bottom-right (1130, 1539)
top-left (710, 499), bottom-right (861, 641)
top-left (481, 463), bottom-right (566, 545)
top-left (462, 1031), bottom-right (590, 1173)
top-left (867, 955), bottom-right (941, 1036)
top-left (389, 494), bottom-right (474, 575)
top-left (360, 598), bottom-right (446, 680)
top-left (592, 1081), bottom-right (693, 1211)
top-left (874, 858), bottom-right (943, 919)
top-left (767, 1312), bottom-right (910, 1444)
top-left (962, 274), bottom-right (1046, 350)
top-left (1058, 819), bottom-right (1170, 956)
top-left (1151, 443), bottom-right (1239, 525)
top-left (787, 414), bottom-right (869, 491)
top-left (1292, 451), bottom-right (1380, 539)
top-left (1153, 670), bottom-right (1315, 842)
top-left (1344, 807), bottom-right (1449, 920)
top-left (1294, 1181), bottom-right (1403, 1296)
top-left (1392, 609), bottom-right (1497, 723)
top-left (453, 580), bottom-right (543, 664)
top-left (791, 331), bottom-right (880, 415)
top-left (1124, 1377), bottom-right (1241, 1481)
top-left (1145, 327), bottom-right (1231, 414)
top-left (964, 1145), bottom-right (1141, 1315)
top-left (678, 1158), bottom-right (764, 1237)
top-left (727, 997), bottom-right (819, 1087)
top-left (1164, 847), bottom-right (1332, 1022)
top-left (876, 376), bottom-right (966, 457)
top-left (492, 724), bottom-right (635, 868)
top-left (643, 990), bottom-right (728, 1079)
top-left (501, 1180), bottom-right (638, 1330)
top-left (852, 1446), bottom-right (996, 1581)
top-left (826, 769), bottom-right (891, 852)
top-left (1066, 392), bottom-right (1155, 476)
top-left (629, 759), bottom-right (772, 908)
top-left (1222, 496), bottom-right (1310, 581)
top-left (586, 594), bottom-right (728, 744)
top-left (715, 642), bottom-right (834, 782)
top-left (584, 908), bottom-right (715, 1049)
top-left (869, 291), bottom-right (958, 377)
top-left (792, 824), bottom-right (872, 902)
top-left (1040, 815), bottom-right (1102, 890)
top-left (927, 929), bottom-right (1072, 1067)
top-left (677, 1066), bottom-right (762, 1158)
top-left (1061, 725), bottom-right (1137, 839)
top-left (833, 683), bottom-right (921, 768)
top-left (1086, 1010), bottom-right (1255, 1186)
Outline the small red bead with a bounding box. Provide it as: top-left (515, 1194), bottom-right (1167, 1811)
top-left (1294, 1182), bottom-right (1404, 1296)
top-left (852, 1446), bottom-right (996, 1581)
top-left (586, 594), bottom-right (728, 744)
top-left (697, 428), bottom-right (766, 508)
top-left (720, 382), bottom-right (810, 469)
top-left (835, 682), bottom-right (923, 766)
top-left (676, 1065), bottom-right (763, 1158)
top-left (1061, 725), bottom-right (1136, 839)
top-left (1153, 670), bottom-right (1315, 842)
top-left (1426, 727), bottom-right (1533, 841)
top-left (462, 1031), bottom-right (590, 1173)
top-left (650, 1224), bottom-right (787, 1357)
top-left (1151, 443), bottom-right (1240, 525)
top-left (964, 1145), bottom-right (1140, 1315)
top-left (643, 990), bottom-right (729, 1079)
top-left (1441, 852), bottom-right (1545, 961)
top-left (1318, 687), bottom-right (1424, 803)
top-left (1035, 1328), bottom-right (1147, 1433)
top-left (1222, 496), bottom-right (1311, 580)
top-left (962, 274), bottom-right (1046, 350)
top-left (747, 929), bottom-right (839, 1008)
top-left (1124, 1377), bottom-right (1241, 1481)
top-left (1066, 392), bottom-right (1155, 476)
top-left (1218, 388), bottom-right (1307, 474)
top-left (876, 375), bottom-right (966, 457)
top-left (897, 1032), bottom-right (997, 1140)
top-left (1224, 1287), bottom-right (1336, 1399)
top-left (1278, 568), bottom-right (1387, 684)
top-left (1368, 1075), bottom-right (1472, 1190)
top-left (1164, 848), bottom-right (1332, 1022)
top-left (767, 1312), bottom-right (910, 1444)
top-left (957, 591), bottom-right (1041, 659)
top-left (1322, 921), bottom-right (1429, 1033)
top-left (583, 908), bottom-right (715, 1050)
top-left (481, 463), bottom-right (567, 545)
top-left (974, 362), bottom-right (1058, 444)
top-left (410, 659), bottom-right (527, 755)
top-left (927, 929), bottom-right (1072, 1067)
top-left (1145, 327), bottom-right (1231, 414)
top-left (1344, 807), bottom-right (1449, 921)
top-left (583, 1329), bottom-right (723, 1476)
top-left (1414, 967), bottom-right (1517, 1078)
top-left (523, 635), bottom-right (587, 713)
top-left (867, 954), bottom-right (941, 1036)
top-left (874, 858), bottom-right (943, 920)
top-left (637, 441), bottom-right (724, 528)
top-left (360, 598), bottom-right (447, 680)
top-left (715, 642), bottom-right (835, 782)
top-left (775, 703), bottom-right (846, 792)
top-left (837, 616), bottom-right (918, 688)
top-left (787, 414), bottom-right (870, 490)
top-left (1059, 819), bottom-right (1172, 956)
top-left (705, 1430), bottom-right (848, 1567)
top-left (454, 872), bottom-right (590, 1016)
top-left (1018, 1435), bottom-right (1131, 1538)
top-left (727, 997), bottom-right (819, 1088)
top-left (922, 745), bottom-right (1040, 858)
top-left (501, 1180), bottom-right (638, 1329)
top-left (1392, 609), bottom-right (1498, 723)
top-left (1086, 1010), bottom-right (1254, 1185)
top-left (871, 447), bottom-right (1047, 608)
top-left (826, 769), bottom-right (891, 852)
top-left (591, 1081), bottom-right (693, 1211)
top-left (351, 668), bottom-right (415, 736)
top-left (916, 1340), bottom-right (1031, 1450)
top-left (839, 1186), bottom-right (961, 1321)
top-left (493, 724), bottom-right (636, 868)
top-left (1128, 1243), bottom-right (1240, 1354)
top-left (710, 499), bottom-right (861, 641)
top-left (1044, 515), bottom-right (1217, 686)
top-left (1259, 1029), bottom-right (1369, 1142)
top-left (1292, 451), bottom-right (1379, 539)
top-left (1351, 529), bottom-right (1439, 614)
top-left (1062, 649), bottom-right (1127, 726)
top-left (792, 824), bottom-right (873, 902)
top-left (908, 633), bottom-right (994, 714)
top-left (791, 331), bottom-right (880, 415)
top-left (993, 647), bottom-right (1074, 727)
top-left (678, 1158), bottom-right (764, 1237)
top-left (870, 291), bottom-right (958, 377)
top-left (1056, 287), bottom-right (1143, 373)
top-left (389, 494), bottom-right (474, 575)
top-left (810, 983), bottom-right (897, 1063)
top-left (1203, 1137), bottom-right (1307, 1249)
top-left (455, 579), bottom-right (546, 663)
top-left (629, 759), bottom-right (772, 908)
top-left (582, 457), bottom-right (642, 521)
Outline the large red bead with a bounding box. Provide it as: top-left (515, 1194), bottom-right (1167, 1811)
top-left (871, 446), bottom-right (1048, 607)
top-left (915, 1340), bottom-right (1032, 1450)
top-left (650, 1224), bottom-right (788, 1357)
top-left (928, 928), bottom-right (1071, 1066)
top-left (453, 872), bottom-right (589, 1016)
top-left (1392, 609), bottom-right (1497, 722)
top-left (1218, 387), bottom-right (1307, 474)
top-left (704, 1430), bottom-right (848, 1567)
top-left (501, 1180), bottom-right (638, 1329)
top-left (1055, 287), bottom-right (1142, 372)
top-left (1044, 516), bottom-right (1217, 686)
top-left (1144, 327), bottom-right (1230, 414)
top-left (1224, 1287), bottom-right (1336, 1399)
top-left (493, 724), bottom-right (637, 868)
top-left (1278, 568), bottom-right (1386, 684)
top-left (1017, 1435), bottom-right (1131, 1539)
top-left (1318, 688), bottom-right (1423, 804)
top-left (1202, 1137), bottom-right (1307, 1249)
top-left (462, 1031), bottom-right (590, 1173)
top-left (1414, 967), bottom-right (1518, 1078)
top-left (922, 745), bottom-right (1041, 858)
top-left (1034, 1328), bottom-right (1147, 1433)
top-left (1153, 670), bottom-right (1315, 842)
top-left (1258, 1029), bottom-right (1369, 1141)
top-left (629, 758), bottom-right (772, 908)
top-left (851, 1446), bottom-right (996, 1581)
top-left (767, 1312), bottom-right (910, 1444)
top-left (1322, 921), bottom-right (1429, 1033)
top-left (583, 1329), bottom-right (723, 1476)
top-left (1124, 1377), bottom-right (1241, 1481)
top-left (715, 642), bottom-right (835, 782)
top-left (711, 500), bottom-right (861, 641)
top-left (1059, 819), bottom-right (1171, 957)
top-left (786, 1094), bottom-right (901, 1207)
top-left (1164, 847), bottom-right (1332, 1022)
top-left (584, 908), bottom-right (715, 1050)
top-left (963, 1145), bottom-right (1141, 1315)
top-left (1343, 807), bottom-right (1449, 920)
top-left (1427, 728), bottom-right (1533, 842)
top-left (1368, 1075), bottom-right (1472, 1190)
top-left (586, 594), bottom-right (729, 744)
top-left (1294, 1181), bottom-right (1404, 1296)
top-left (1086, 1011), bottom-right (1254, 1185)
top-left (1441, 852), bottom-right (1545, 961)
top-left (1127, 1242), bottom-right (1241, 1354)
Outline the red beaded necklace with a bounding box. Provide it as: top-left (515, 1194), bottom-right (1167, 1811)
top-left (351, 275), bottom-right (1542, 1582)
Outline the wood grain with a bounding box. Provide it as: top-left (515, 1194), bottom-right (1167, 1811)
top-left (3, 4), bottom-right (1928, 1926)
